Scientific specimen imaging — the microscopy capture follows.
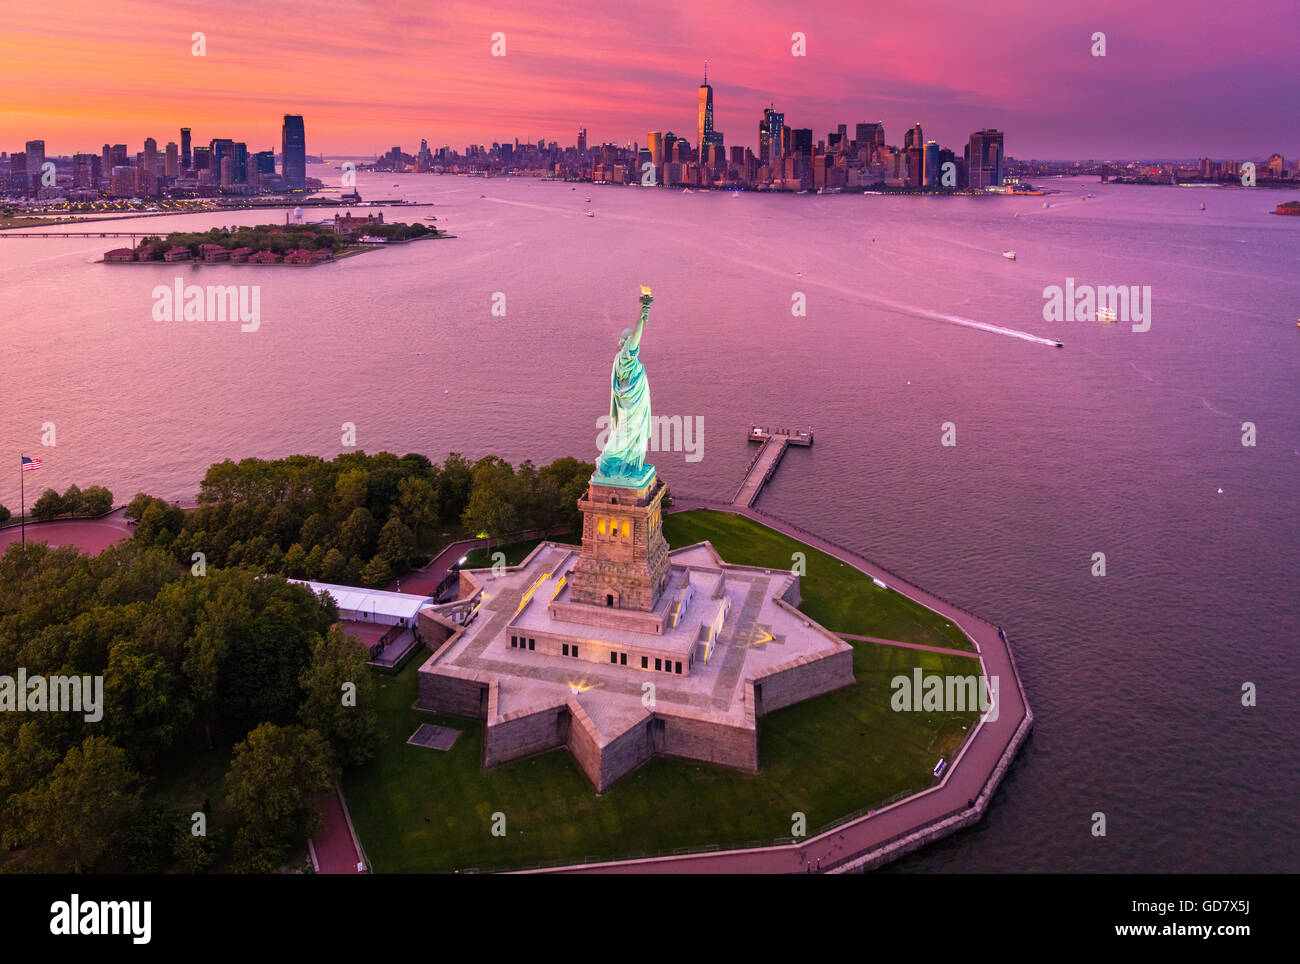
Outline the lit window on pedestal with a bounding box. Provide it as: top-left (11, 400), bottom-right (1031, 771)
top-left (597, 519), bottom-right (606, 535)
top-left (622, 520), bottom-right (631, 537)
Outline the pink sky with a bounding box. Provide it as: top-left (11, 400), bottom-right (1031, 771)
top-left (2, 0), bottom-right (1296, 159)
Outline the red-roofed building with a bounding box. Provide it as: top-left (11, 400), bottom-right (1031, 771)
top-left (198, 243), bottom-right (230, 262)
top-left (163, 246), bottom-right (191, 262)
top-left (228, 247), bottom-right (254, 263)
top-left (248, 250), bottom-right (281, 264)
top-left (104, 248), bottom-right (136, 262)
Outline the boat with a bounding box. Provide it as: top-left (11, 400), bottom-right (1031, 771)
top-left (1043, 202), bottom-right (1051, 208)
top-left (479, 194), bottom-right (486, 198)
top-left (1055, 341), bottom-right (1065, 348)
top-left (1002, 250), bottom-right (1016, 261)
top-left (1098, 307), bottom-right (1118, 323)
top-left (585, 196), bottom-right (591, 202)
top-left (1201, 202), bottom-right (1206, 211)
top-left (585, 210), bottom-right (594, 218)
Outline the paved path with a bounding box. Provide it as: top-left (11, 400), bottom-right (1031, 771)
top-left (837, 633), bottom-right (980, 660)
top-left (0, 507), bottom-right (133, 554)
top-left (310, 784), bottom-right (367, 874)
top-left (528, 499), bottom-right (1032, 875)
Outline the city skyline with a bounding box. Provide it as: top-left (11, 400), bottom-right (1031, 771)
top-left (3, 0), bottom-right (1298, 159)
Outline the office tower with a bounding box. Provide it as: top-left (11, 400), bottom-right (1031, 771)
top-left (180, 127), bottom-right (191, 169)
top-left (25, 140), bottom-right (45, 189)
top-left (904, 123), bottom-right (923, 151)
top-left (165, 142), bottom-right (178, 177)
top-left (647, 132), bottom-right (664, 167)
top-left (110, 144), bottom-right (128, 168)
top-left (281, 114), bottom-right (306, 189)
top-left (762, 107), bottom-right (785, 168)
top-left (697, 63), bottom-right (714, 164)
top-left (143, 138), bottom-right (158, 176)
top-left (907, 146), bottom-right (922, 185)
top-left (220, 155), bottom-right (233, 188)
top-left (233, 142), bottom-right (248, 183)
top-left (664, 132), bottom-right (678, 164)
top-left (577, 126), bottom-right (587, 154)
top-left (254, 150), bottom-right (275, 175)
top-left (792, 128), bottom-right (813, 158)
top-left (832, 124), bottom-right (847, 150)
top-left (967, 129), bottom-right (1005, 189)
top-left (937, 147), bottom-right (956, 186)
top-left (923, 141), bottom-right (939, 187)
top-left (193, 146), bottom-right (210, 171)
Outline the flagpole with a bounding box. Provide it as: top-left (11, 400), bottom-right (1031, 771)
top-left (20, 452), bottom-right (26, 546)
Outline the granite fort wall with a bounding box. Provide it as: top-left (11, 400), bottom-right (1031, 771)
top-left (659, 712), bottom-right (758, 772)
top-left (416, 666), bottom-right (487, 720)
top-left (754, 648), bottom-right (855, 716)
top-left (484, 701), bottom-right (568, 768)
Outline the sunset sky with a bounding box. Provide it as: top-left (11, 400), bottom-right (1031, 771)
top-left (3, 0), bottom-right (1296, 160)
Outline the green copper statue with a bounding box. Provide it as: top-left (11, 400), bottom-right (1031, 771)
top-left (593, 287), bottom-right (657, 488)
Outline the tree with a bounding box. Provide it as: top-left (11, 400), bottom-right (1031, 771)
top-left (461, 457), bottom-right (518, 538)
top-left (224, 723), bottom-right (337, 873)
top-left (396, 475), bottom-right (439, 537)
top-left (376, 516), bottom-right (415, 571)
top-left (359, 555), bottom-right (391, 587)
top-left (124, 491), bottom-right (157, 521)
top-left (0, 504), bottom-right (10, 525)
top-left (339, 506), bottom-right (376, 559)
top-left (283, 542), bottom-right (308, 578)
top-left (3, 736), bottom-right (137, 873)
top-left (62, 483), bottom-right (84, 516)
top-left (320, 547), bottom-right (348, 583)
top-left (299, 628), bottom-right (380, 767)
top-left (303, 544), bottom-right (326, 580)
top-left (30, 488), bottom-right (65, 521)
top-left (105, 637), bottom-right (192, 765)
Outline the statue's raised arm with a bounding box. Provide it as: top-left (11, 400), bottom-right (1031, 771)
top-left (626, 288), bottom-right (653, 354)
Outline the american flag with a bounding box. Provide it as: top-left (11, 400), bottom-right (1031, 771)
top-left (21, 456), bottom-right (42, 472)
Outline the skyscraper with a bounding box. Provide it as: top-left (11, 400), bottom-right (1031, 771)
top-left (647, 132), bottom-right (664, 168)
top-left (180, 128), bottom-right (191, 169)
top-left (143, 137), bottom-right (158, 176)
top-left (967, 129), bottom-right (1005, 189)
top-left (577, 126), bottom-right (587, 154)
top-left (923, 140), bottom-right (940, 187)
top-left (904, 122), bottom-right (923, 151)
top-left (281, 114), bottom-right (306, 189)
top-left (761, 107), bottom-right (785, 169)
top-left (25, 140), bottom-right (45, 190)
top-left (697, 63), bottom-right (714, 164)
top-left (165, 141), bottom-right (178, 178)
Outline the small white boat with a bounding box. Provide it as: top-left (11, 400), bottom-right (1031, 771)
top-left (1098, 307), bottom-right (1118, 323)
top-left (1200, 202), bottom-right (1206, 211)
top-left (682, 188), bottom-right (693, 193)
top-left (584, 210), bottom-right (594, 218)
top-left (1002, 250), bottom-right (1016, 261)
top-left (585, 196), bottom-right (591, 202)
top-left (1043, 202), bottom-right (1050, 208)
top-left (933, 759), bottom-right (947, 778)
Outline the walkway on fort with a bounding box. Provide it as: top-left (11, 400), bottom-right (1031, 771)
top-left (527, 497), bottom-right (1032, 875)
top-left (837, 633), bottom-right (980, 660)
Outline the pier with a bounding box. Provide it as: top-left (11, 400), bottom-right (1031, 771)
top-left (732, 425), bottom-right (813, 507)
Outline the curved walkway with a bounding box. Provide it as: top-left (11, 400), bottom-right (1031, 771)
top-left (529, 499), bottom-right (1032, 874)
top-left (0, 507), bottom-right (133, 554)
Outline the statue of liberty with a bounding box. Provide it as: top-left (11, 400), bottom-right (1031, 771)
top-left (594, 287), bottom-right (657, 488)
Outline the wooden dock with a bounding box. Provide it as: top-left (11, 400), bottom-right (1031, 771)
top-left (732, 425), bottom-right (813, 507)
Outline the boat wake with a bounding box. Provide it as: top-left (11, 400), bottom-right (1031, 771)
top-left (923, 311), bottom-right (1062, 347)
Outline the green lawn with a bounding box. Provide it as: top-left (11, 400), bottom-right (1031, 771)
top-left (662, 510), bottom-right (974, 651)
top-left (343, 509), bottom-right (983, 873)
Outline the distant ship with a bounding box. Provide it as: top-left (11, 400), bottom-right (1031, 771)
top-left (585, 210), bottom-right (595, 217)
top-left (585, 196), bottom-right (591, 202)
top-left (682, 188), bottom-right (693, 193)
top-left (1201, 202), bottom-right (1206, 211)
top-left (1002, 250), bottom-right (1016, 261)
top-left (1098, 307), bottom-right (1118, 323)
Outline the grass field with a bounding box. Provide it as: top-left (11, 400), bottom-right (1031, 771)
top-left (343, 509), bottom-right (982, 872)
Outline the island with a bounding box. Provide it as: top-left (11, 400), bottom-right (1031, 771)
top-left (101, 213), bottom-right (446, 265)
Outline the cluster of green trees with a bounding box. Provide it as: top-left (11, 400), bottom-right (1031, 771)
top-left (22, 483), bottom-right (114, 522)
top-left (139, 224), bottom-right (345, 257)
top-left (0, 538), bottom-right (379, 873)
top-left (361, 221), bottom-right (436, 241)
top-left (126, 451), bottom-right (592, 587)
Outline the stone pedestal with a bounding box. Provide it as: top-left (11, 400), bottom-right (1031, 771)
top-left (568, 475), bottom-right (670, 613)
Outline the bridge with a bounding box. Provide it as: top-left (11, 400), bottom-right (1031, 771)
top-left (732, 425), bottom-right (813, 507)
top-left (0, 231), bottom-right (161, 239)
